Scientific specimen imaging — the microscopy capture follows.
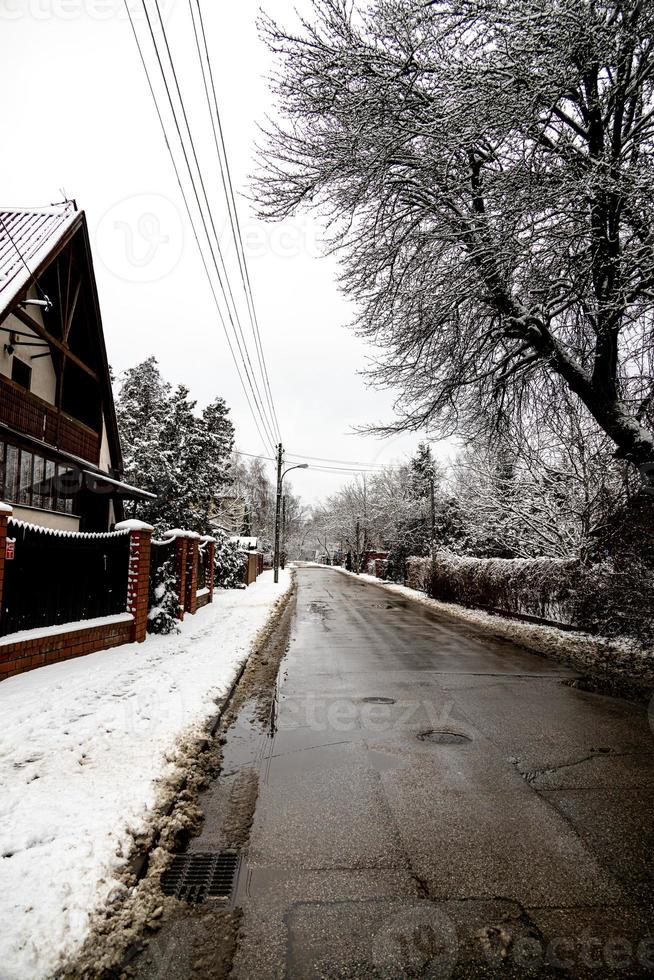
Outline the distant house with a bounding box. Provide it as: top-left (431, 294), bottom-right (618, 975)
top-left (230, 535), bottom-right (259, 552)
top-left (0, 204), bottom-right (154, 531)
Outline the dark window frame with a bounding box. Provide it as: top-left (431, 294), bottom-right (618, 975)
top-left (11, 357), bottom-right (32, 391)
top-left (0, 438), bottom-right (81, 517)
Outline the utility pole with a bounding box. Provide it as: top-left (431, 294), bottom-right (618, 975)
top-left (281, 494), bottom-right (287, 570)
top-left (274, 449), bottom-right (308, 583)
top-left (273, 443), bottom-right (283, 584)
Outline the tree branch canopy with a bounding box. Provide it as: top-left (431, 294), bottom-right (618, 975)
top-left (255, 0), bottom-right (654, 467)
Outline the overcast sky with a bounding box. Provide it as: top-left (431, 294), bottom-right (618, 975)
top-left (1, 0), bottom-right (453, 502)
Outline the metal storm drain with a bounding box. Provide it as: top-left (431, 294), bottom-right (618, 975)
top-left (362, 696), bottom-right (396, 704)
top-left (161, 850), bottom-right (240, 904)
top-left (417, 730), bottom-right (471, 744)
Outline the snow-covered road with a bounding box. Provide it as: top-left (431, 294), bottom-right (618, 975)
top-left (0, 570), bottom-right (291, 980)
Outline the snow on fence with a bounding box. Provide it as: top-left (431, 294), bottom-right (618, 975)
top-left (0, 508), bottom-right (217, 679)
top-left (1, 517), bottom-right (131, 636)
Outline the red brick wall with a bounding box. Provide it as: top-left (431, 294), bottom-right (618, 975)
top-left (0, 617), bottom-right (134, 680)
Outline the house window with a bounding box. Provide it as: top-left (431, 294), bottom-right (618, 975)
top-left (0, 440), bottom-right (79, 515)
top-left (32, 455), bottom-right (45, 509)
top-left (18, 451), bottom-right (33, 506)
top-left (11, 357), bottom-right (32, 390)
top-left (3, 444), bottom-right (19, 501)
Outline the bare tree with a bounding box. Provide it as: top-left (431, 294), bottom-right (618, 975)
top-left (256, 0), bottom-right (654, 471)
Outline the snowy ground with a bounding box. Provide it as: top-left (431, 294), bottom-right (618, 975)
top-left (333, 568), bottom-right (654, 690)
top-left (0, 570), bottom-right (291, 980)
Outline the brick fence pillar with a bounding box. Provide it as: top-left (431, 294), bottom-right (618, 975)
top-left (200, 536), bottom-right (216, 601)
top-left (0, 503), bottom-right (12, 628)
top-left (164, 532), bottom-right (188, 621)
top-left (115, 519), bottom-right (153, 643)
top-left (185, 535), bottom-right (200, 615)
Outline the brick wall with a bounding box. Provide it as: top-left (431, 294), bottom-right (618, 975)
top-left (0, 616), bottom-right (134, 680)
top-left (164, 531), bottom-right (216, 619)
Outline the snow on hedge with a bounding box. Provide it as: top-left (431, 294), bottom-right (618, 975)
top-left (0, 569), bottom-right (291, 980)
top-left (407, 551), bottom-right (578, 625)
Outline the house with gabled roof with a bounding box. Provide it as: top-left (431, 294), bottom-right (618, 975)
top-left (0, 203), bottom-right (154, 531)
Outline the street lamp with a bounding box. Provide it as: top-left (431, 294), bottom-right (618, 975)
top-left (274, 451), bottom-right (308, 583)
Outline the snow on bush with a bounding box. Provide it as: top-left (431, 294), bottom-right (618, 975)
top-left (406, 556), bottom-right (431, 592)
top-left (147, 557), bottom-right (179, 635)
top-left (214, 530), bottom-right (246, 589)
top-left (427, 551), bottom-right (577, 625)
top-left (405, 549), bottom-right (653, 643)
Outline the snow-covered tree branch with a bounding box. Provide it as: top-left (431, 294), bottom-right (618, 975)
top-left (255, 0), bottom-right (654, 470)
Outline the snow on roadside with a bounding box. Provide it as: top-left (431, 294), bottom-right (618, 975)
top-left (334, 568), bottom-right (654, 688)
top-left (0, 569), bottom-right (291, 980)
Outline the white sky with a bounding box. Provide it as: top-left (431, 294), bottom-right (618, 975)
top-left (0, 0), bottom-right (452, 502)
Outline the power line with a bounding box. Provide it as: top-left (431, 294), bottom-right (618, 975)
top-left (124, 2), bottom-right (271, 456)
top-left (147, 0), bottom-right (278, 455)
top-left (233, 449), bottom-right (276, 462)
top-left (285, 452), bottom-right (393, 468)
top-left (233, 449), bottom-right (401, 474)
top-left (125, 0), bottom-right (278, 455)
top-left (189, 0), bottom-right (282, 444)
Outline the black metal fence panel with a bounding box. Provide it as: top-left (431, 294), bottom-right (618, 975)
top-left (1, 520), bottom-right (131, 636)
top-left (197, 544), bottom-right (208, 591)
top-left (148, 538), bottom-right (176, 611)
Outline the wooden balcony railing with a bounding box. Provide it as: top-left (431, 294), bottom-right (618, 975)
top-left (0, 374), bottom-right (100, 465)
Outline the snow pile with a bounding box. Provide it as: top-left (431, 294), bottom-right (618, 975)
top-left (0, 569), bottom-right (291, 980)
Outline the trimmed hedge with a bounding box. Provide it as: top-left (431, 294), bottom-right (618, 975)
top-left (405, 551), bottom-right (653, 643)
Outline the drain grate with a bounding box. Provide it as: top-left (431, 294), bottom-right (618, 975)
top-left (161, 850), bottom-right (240, 904)
top-left (362, 696), bottom-right (396, 704)
top-left (417, 730), bottom-right (471, 744)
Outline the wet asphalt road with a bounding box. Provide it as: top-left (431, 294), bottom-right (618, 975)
top-left (227, 567), bottom-right (654, 978)
top-left (204, 567), bottom-right (654, 978)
